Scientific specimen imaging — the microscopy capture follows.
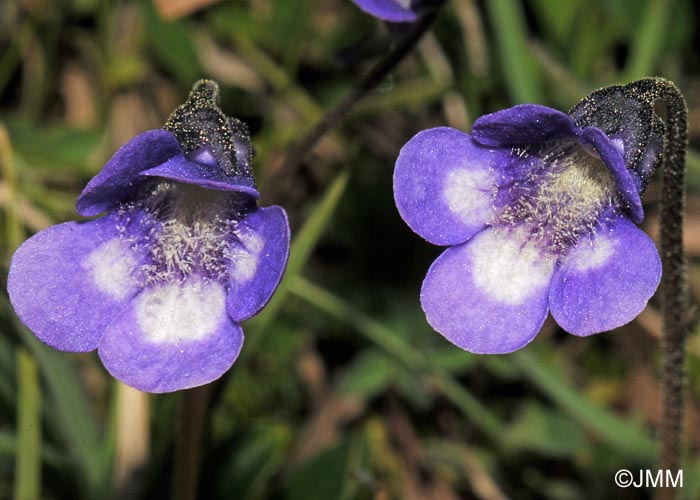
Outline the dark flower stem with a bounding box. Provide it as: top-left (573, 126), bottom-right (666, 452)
top-left (266, 8), bottom-right (440, 194)
top-left (172, 385), bottom-right (210, 500)
top-left (631, 78), bottom-right (688, 500)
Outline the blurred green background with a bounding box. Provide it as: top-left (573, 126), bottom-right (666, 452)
top-left (0, 0), bottom-right (699, 498)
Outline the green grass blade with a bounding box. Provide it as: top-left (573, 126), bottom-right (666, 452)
top-left (513, 350), bottom-right (656, 460)
top-left (485, 0), bottom-right (543, 103)
top-left (272, 0), bottom-right (316, 76)
top-left (0, 331), bottom-right (16, 408)
top-left (246, 170), bottom-right (350, 345)
top-left (14, 348), bottom-right (41, 500)
top-left (0, 431), bottom-right (62, 468)
top-left (228, 33), bottom-right (322, 122)
top-left (15, 325), bottom-right (106, 498)
top-left (142, 3), bottom-right (201, 86)
top-left (288, 276), bottom-right (503, 442)
top-left (352, 79), bottom-right (450, 115)
top-left (624, 0), bottom-right (672, 80)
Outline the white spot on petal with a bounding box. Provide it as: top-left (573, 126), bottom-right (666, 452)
top-left (229, 230), bottom-right (265, 283)
top-left (568, 235), bottom-right (616, 271)
top-left (611, 137), bottom-right (625, 157)
top-left (443, 168), bottom-right (495, 226)
top-left (471, 227), bottom-right (555, 305)
top-left (136, 278), bottom-right (226, 344)
top-left (83, 239), bottom-right (138, 300)
top-left (395, 0), bottom-right (412, 8)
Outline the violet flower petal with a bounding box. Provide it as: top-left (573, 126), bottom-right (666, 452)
top-left (420, 227), bottom-right (555, 353)
top-left (579, 126), bottom-right (644, 223)
top-left (140, 151), bottom-right (260, 198)
top-left (76, 129), bottom-right (182, 216)
top-left (549, 215), bottom-right (661, 336)
top-left (350, 0), bottom-right (418, 22)
top-left (8, 216), bottom-right (142, 352)
top-left (471, 104), bottom-right (579, 147)
top-left (227, 205), bottom-right (291, 322)
top-left (98, 276), bottom-right (243, 393)
top-left (394, 127), bottom-right (507, 246)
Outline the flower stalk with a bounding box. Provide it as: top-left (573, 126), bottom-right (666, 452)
top-left (268, 7), bottom-right (441, 198)
top-left (172, 385), bottom-right (211, 500)
top-left (632, 78), bottom-right (689, 500)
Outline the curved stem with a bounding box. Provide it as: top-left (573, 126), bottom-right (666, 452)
top-left (264, 8), bottom-right (441, 200)
top-left (631, 78), bottom-right (688, 500)
top-left (172, 385), bottom-right (211, 500)
top-left (654, 79), bottom-right (687, 475)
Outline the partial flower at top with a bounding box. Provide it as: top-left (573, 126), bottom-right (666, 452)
top-left (350, 0), bottom-right (441, 22)
top-left (8, 80), bottom-right (290, 392)
top-left (394, 81), bottom-right (665, 354)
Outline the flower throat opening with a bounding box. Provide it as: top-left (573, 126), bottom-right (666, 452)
top-left (116, 181), bottom-right (251, 286)
top-left (497, 141), bottom-right (619, 254)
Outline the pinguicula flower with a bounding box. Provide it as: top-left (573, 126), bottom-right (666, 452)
top-left (350, 0), bottom-right (442, 22)
top-left (394, 82), bottom-right (665, 354)
top-left (8, 80), bottom-right (290, 392)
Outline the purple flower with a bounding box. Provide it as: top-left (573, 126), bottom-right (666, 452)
top-left (350, 0), bottom-right (441, 22)
top-left (8, 80), bottom-right (290, 392)
top-left (394, 84), bottom-right (664, 354)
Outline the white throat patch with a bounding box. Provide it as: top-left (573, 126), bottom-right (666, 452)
top-left (135, 278), bottom-right (226, 344)
top-left (470, 227), bottom-right (555, 305)
top-left (228, 229), bottom-right (265, 283)
top-left (83, 238), bottom-right (139, 300)
top-left (568, 234), bottom-right (616, 271)
top-left (443, 168), bottom-right (496, 226)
